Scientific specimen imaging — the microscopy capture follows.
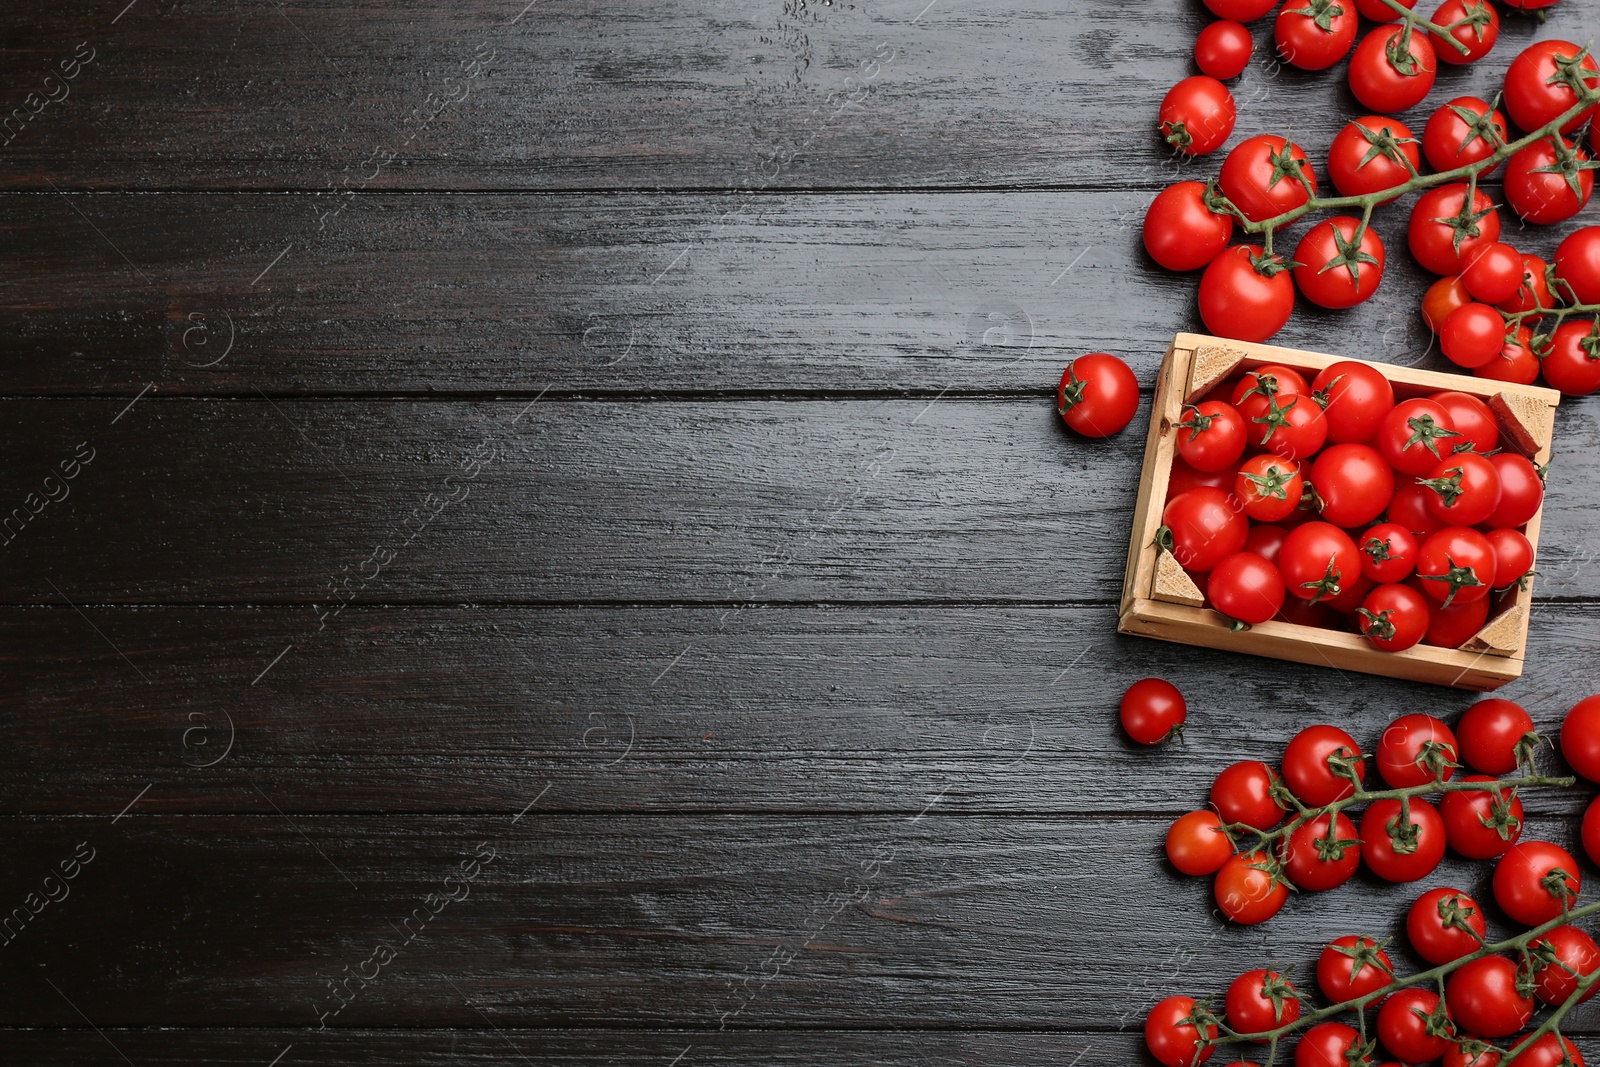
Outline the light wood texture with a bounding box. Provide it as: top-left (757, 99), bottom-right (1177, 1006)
top-left (1152, 550), bottom-right (1205, 607)
top-left (1461, 601), bottom-right (1526, 657)
top-left (1491, 391), bottom-right (1557, 457)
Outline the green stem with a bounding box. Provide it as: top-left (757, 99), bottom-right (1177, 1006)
top-left (1377, 0), bottom-right (1471, 55)
top-left (1502, 962), bottom-right (1600, 1065)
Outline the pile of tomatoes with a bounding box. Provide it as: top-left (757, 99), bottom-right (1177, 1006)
top-left (1162, 359), bottom-right (1542, 651)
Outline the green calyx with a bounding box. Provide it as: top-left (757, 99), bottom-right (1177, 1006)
top-left (1402, 413), bottom-right (1462, 460)
top-left (1266, 140), bottom-right (1314, 195)
top-left (1353, 121), bottom-right (1419, 173)
top-left (1312, 827), bottom-right (1361, 863)
top-left (1251, 248), bottom-right (1298, 277)
top-left (1419, 553), bottom-right (1485, 609)
top-left (1548, 45), bottom-right (1600, 102)
top-left (1479, 784), bottom-right (1523, 842)
top-left (1415, 739), bottom-right (1460, 780)
top-left (1176, 404), bottom-right (1216, 440)
top-left (1435, 891), bottom-right (1483, 939)
top-left (1430, 194), bottom-right (1498, 254)
top-left (1386, 23), bottom-right (1424, 77)
top-left (1361, 534), bottom-right (1396, 564)
top-left (1258, 970), bottom-right (1298, 1024)
top-left (1285, 0), bottom-right (1345, 32)
top-left (1531, 132), bottom-right (1600, 198)
top-left (1163, 119), bottom-right (1194, 151)
top-left (1252, 394), bottom-right (1300, 443)
top-left (1058, 367), bottom-right (1087, 415)
top-left (1541, 866), bottom-right (1579, 909)
top-left (1357, 607), bottom-right (1395, 641)
top-left (1449, 98), bottom-right (1506, 157)
top-left (1242, 463), bottom-right (1297, 501)
top-left (1298, 554), bottom-right (1345, 605)
top-left (1318, 223), bottom-right (1379, 284)
top-left (1386, 807), bottom-right (1422, 856)
top-left (1418, 466), bottom-right (1466, 508)
top-left (1444, 0), bottom-right (1494, 43)
top-left (1331, 935), bottom-right (1395, 987)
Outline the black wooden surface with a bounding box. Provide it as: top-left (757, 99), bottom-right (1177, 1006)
top-left (6, 0), bottom-right (1600, 1063)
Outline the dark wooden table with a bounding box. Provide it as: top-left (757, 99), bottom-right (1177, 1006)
top-left (4, 1), bottom-right (1600, 1062)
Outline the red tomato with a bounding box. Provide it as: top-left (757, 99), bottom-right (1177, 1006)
top-left (1163, 487), bottom-right (1249, 572)
top-left (1199, 246), bottom-right (1296, 342)
top-left (1235, 455), bottom-right (1304, 522)
top-left (1246, 523), bottom-right (1289, 564)
top-left (1389, 476), bottom-right (1446, 540)
top-left (1504, 136), bottom-right (1593, 226)
top-left (1354, 0), bottom-right (1416, 19)
top-left (1585, 794), bottom-right (1600, 867)
top-left (1408, 184), bottom-right (1500, 276)
top-left (1058, 354), bottom-right (1139, 437)
top-left (1493, 840), bottom-right (1580, 926)
top-left (1554, 226), bottom-right (1600, 303)
top-left (1322, 571), bottom-right (1373, 614)
top-left (1284, 723), bottom-right (1364, 806)
top-left (1529, 924), bottom-right (1600, 1006)
top-left (1120, 678), bottom-right (1187, 745)
top-left (1460, 242), bottom-right (1522, 304)
top-left (1225, 969), bottom-right (1301, 1039)
top-left (1311, 361), bottom-right (1393, 444)
top-left (1275, 0), bottom-right (1357, 70)
top-left (1146, 995), bottom-right (1218, 1067)
top-left (1507, 1034), bottom-right (1587, 1067)
top-left (1349, 25), bottom-right (1437, 114)
top-left (1440, 303), bottom-right (1506, 370)
top-left (1563, 694), bottom-right (1600, 782)
top-left (1144, 181), bottom-right (1235, 271)
top-left (1378, 398), bottom-right (1461, 476)
top-left (1215, 849), bottom-right (1289, 924)
top-left (1486, 452), bottom-right (1541, 528)
top-left (1417, 526), bottom-right (1495, 606)
top-left (1458, 698), bottom-right (1535, 775)
top-left (1281, 522), bottom-right (1362, 605)
top-left (1297, 1022), bottom-right (1371, 1067)
top-left (1377, 987), bottom-right (1452, 1064)
top-left (1422, 97), bottom-right (1508, 175)
top-left (1293, 217), bottom-right (1385, 309)
top-left (1446, 955), bottom-right (1533, 1038)
top-left (1378, 713), bottom-right (1458, 787)
top-left (1196, 20), bottom-right (1254, 80)
top-left (1358, 583), bottom-right (1431, 651)
top-left (1208, 552), bottom-right (1286, 625)
top-left (1167, 810), bottom-right (1234, 875)
top-left (1252, 393), bottom-right (1327, 460)
top-left (1486, 528), bottom-right (1532, 589)
top-left (1327, 117), bottom-right (1419, 203)
top-left (1361, 796), bottom-right (1446, 881)
top-left (1281, 811), bottom-right (1361, 891)
top-left (1233, 365), bottom-right (1310, 406)
top-left (1312, 444), bottom-right (1393, 527)
top-left (1430, 0), bottom-right (1498, 65)
top-left (1318, 935), bottom-right (1394, 1005)
top-left (1159, 75), bottom-right (1236, 155)
top-left (1168, 456), bottom-right (1238, 502)
top-left (1219, 135), bottom-right (1318, 223)
top-left (1428, 391), bottom-right (1497, 453)
top-left (1277, 595), bottom-right (1332, 628)
top-left (1498, 253), bottom-right (1556, 321)
top-left (1211, 760), bottom-right (1287, 830)
top-left (1359, 523), bottom-right (1417, 584)
top-left (1422, 275), bottom-right (1472, 333)
top-left (1538, 318), bottom-right (1600, 396)
top-left (1425, 594), bottom-right (1488, 647)
top-left (1419, 452), bottom-right (1501, 526)
top-left (1474, 325), bottom-right (1540, 385)
top-left (1177, 402), bottom-right (1249, 472)
top-left (1440, 774), bottom-right (1524, 858)
top-left (1503, 39), bottom-right (1600, 134)
top-left (1203, 0), bottom-right (1279, 18)
top-left (1407, 886), bottom-right (1487, 964)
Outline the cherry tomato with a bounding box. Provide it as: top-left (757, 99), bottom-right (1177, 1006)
top-left (1539, 318), bottom-right (1600, 396)
top-left (1377, 987), bottom-right (1452, 1065)
top-left (1354, 0), bottom-right (1416, 19)
top-left (1120, 678), bottom-right (1186, 745)
top-left (1486, 452), bottom-right (1541, 528)
top-left (1498, 253), bottom-right (1556, 321)
top-left (1407, 886), bottom-right (1487, 964)
top-left (1211, 760), bottom-right (1287, 830)
top-left (1275, 0), bottom-right (1357, 70)
top-left (1163, 487), bottom-right (1249, 573)
top-left (1176, 402), bottom-right (1249, 472)
top-left (1486, 528), bottom-right (1533, 590)
top-left (1219, 135), bottom-right (1318, 223)
top-left (1425, 594), bottom-right (1488, 648)
top-left (1458, 698), bottom-right (1535, 774)
top-left (1562, 694), bottom-right (1600, 782)
top-left (1378, 713), bottom-right (1458, 787)
top-left (1389, 476), bottom-right (1446, 541)
top-left (1408, 183), bottom-right (1501, 276)
top-left (1294, 217), bottom-right (1385, 309)
top-left (1199, 245), bottom-right (1296, 343)
top-left (1446, 955), bottom-right (1533, 1038)
top-left (1281, 811), bottom-right (1361, 891)
top-left (1236, 454), bottom-right (1304, 522)
top-left (1440, 774), bottom-right (1524, 858)
top-left (1503, 39), bottom-right (1600, 134)
top-left (1474, 324), bottom-right (1539, 385)
top-left (1281, 522), bottom-right (1362, 605)
top-left (1360, 524), bottom-right (1417, 584)
top-left (1215, 849), bottom-right (1288, 924)
top-left (1430, 0), bottom-right (1498, 65)
top-left (1460, 241), bottom-right (1522, 304)
top-left (1145, 181), bottom-right (1236, 271)
top-left (1554, 226), bottom-right (1600, 303)
top-left (1361, 796), bottom-right (1446, 881)
top-left (1349, 24), bottom-right (1437, 114)
top-left (1277, 595), bottom-right (1333, 628)
top-left (1208, 552), bottom-right (1286, 625)
top-left (1420, 452), bottom-right (1501, 527)
top-left (1504, 136), bottom-right (1593, 226)
top-left (1318, 935), bottom-right (1394, 1005)
top-left (1233, 365), bottom-right (1310, 406)
top-left (1529, 924), bottom-right (1600, 1006)
top-left (1423, 97), bottom-right (1507, 175)
top-left (1506, 1034), bottom-right (1587, 1067)
top-left (1146, 995), bottom-right (1218, 1067)
top-left (1203, 0), bottom-right (1279, 18)
top-left (1284, 723), bottom-right (1363, 806)
top-left (1197, 20), bottom-right (1254, 80)
top-left (1167, 810), bottom-right (1234, 875)
top-left (1297, 1022), bottom-right (1370, 1067)
top-left (1327, 117), bottom-right (1419, 203)
top-left (1379, 398), bottom-right (1460, 476)
top-left (1428, 391), bottom-right (1497, 453)
top-left (1417, 526), bottom-right (1494, 606)
top-left (1225, 969), bottom-right (1301, 1039)
top-left (1358, 583), bottom-right (1431, 651)
top-left (1311, 361), bottom-right (1393, 445)
top-left (1246, 523), bottom-right (1289, 565)
top-left (1159, 75), bottom-right (1236, 155)
top-left (1058, 354), bottom-right (1139, 437)
top-left (1493, 840), bottom-right (1580, 926)
top-left (1168, 455), bottom-right (1239, 502)
top-left (1440, 303), bottom-right (1506, 370)
top-left (1585, 794), bottom-right (1600, 867)
top-left (1311, 444), bottom-right (1393, 527)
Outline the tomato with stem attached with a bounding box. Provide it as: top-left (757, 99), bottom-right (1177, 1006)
top-left (1429, 391), bottom-right (1497, 453)
top-left (1507, 1034), bottom-right (1587, 1067)
top-left (1219, 135), bottom-right (1318, 223)
top-left (1159, 75), bottom-right (1236, 155)
top-left (1311, 444), bottom-right (1393, 527)
top-left (1486, 528), bottom-right (1532, 590)
top-left (1417, 526), bottom-right (1494, 607)
top-left (1275, 0), bottom-right (1357, 70)
top-left (1422, 97), bottom-right (1507, 175)
top-left (1493, 840), bottom-right (1581, 926)
top-left (1419, 452), bottom-right (1501, 527)
top-left (1196, 20), bottom-right (1254, 80)
top-left (1377, 987), bottom-right (1453, 1065)
top-left (1282, 811), bottom-right (1362, 891)
top-left (1379, 398), bottom-right (1460, 476)
top-left (1225, 969), bottom-right (1301, 1040)
top-left (1528, 924), bottom-right (1600, 1006)
top-left (1430, 0), bottom-right (1498, 65)
top-left (1145, 181), bottom-right (1235, 271)
top-left (1211, 760), bottom-right (1287, 830)
top-left (1408, 183), bottom-right (1500, 276)
top-left (1498, 253), bottom-right (1555, 321)
top-left (1360, 524), bottom-right (1417, 584)
top-left (1378, 713), bottom-right (1458, 787)
top-left (1294, 217), bottom-right (1385, 309)
top-left (1215, 849), bottom-right (1289, 924)
top-left (1311, 361), bottom-right (1393, 445)
top-left (1167, 810), bottom-right (1234, 876)
top-left (1297, 1022), bottom-right (1371, 1067)
top-left (1458, 698), bottom-right (1536, 775)
top-left (1539, 318), bottom-right (1600, 397)
top-left (1163, 487), bottom-right (1249, 573)
top-left (1146, 995), bottom-right (1218, 1067)
top-left (1058, 354), bottom-right (1139, 437)
top-left (1252, 393), bottom-right (1327, 460)
top-left (1504, 136), bottom-right (1594, 226)
top-left (1281, 523), bottom-right (1362, 606)
top-left (1503, 39), bottom-right (1600, 134)
top-left (1235, 455), bottom-right (1303, 522)
top-left (1176, 401), bottom-right (1248, 472)
top-left (1349, 24), bottom-right (1437, 114)
top-left (1362, 797), bottom-right (1446, 882)
top-left (1120, 678), bottom-right (1186, 745)
top-left (1407, 887), bottom-right (1487, 964)
top-left (1318, 935), bottom-right (1394, 1005)
top-left (1474, 325), bottom-right (1539, 385)
top-left (1446, 955), bottom-right (1533, 1038)
top-left (1440, 775), bottom-right (1524, 859)
top-left (1199, 246), bottom-right (1296, 343)
top-left (1284, 723), bottom-right (1364, 805)
top-left (1327, 116), bottom-right (1419, 203)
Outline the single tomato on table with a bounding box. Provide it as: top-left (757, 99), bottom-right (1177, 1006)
top-left (1058, 354), bottom-right (1139, 436)
top-left (1159, 75), bottom-right (1236, 155)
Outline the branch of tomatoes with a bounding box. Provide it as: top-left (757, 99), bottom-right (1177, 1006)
top-left (1375, 0), bottom-right (1473, 56)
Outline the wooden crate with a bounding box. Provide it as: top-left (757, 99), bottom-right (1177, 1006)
top-left (1118, 333), bottom-right (1561, 691)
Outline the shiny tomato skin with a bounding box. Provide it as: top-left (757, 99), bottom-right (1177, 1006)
top-left (1145, 181), bottom-right (1235, 271)
top-left (1377, 987), bottom-right (1452, 1064)
top-left (1255, 394), bottom-right (1327, 460)
top-left (1446, 955), bottom-right (1533, 1038)
top-left (1473, 325), bottom-right (1540, 385)
top-left (1409, 184), bottom-right (1500, 276)
top-left (1458, 698), bottom-right (1535, 775)
top-left (1311, 361), bottom-right (1393, 444)
top-left (1358, 583), bottom-right (1430, 651)
top-left (1246, 523), bottom-right (1289, 565)
top-left (1211, 760), bottom-right (1287, 830)
top-left (1417, 526), bottom-right (1495, 606)
top-left (1215, 849), bottom-right (1288, 924)
top-left (1281, 811), bottom-right (1361, 891)
top-left (1146, 995), bottom-right (1218, 1067)
top-left (1281, 522), bottom-right (1362, 606)
top-left (1275, 0), bottom-right (1357, 70)
top-left (1425, 594), bottom-right (1488, 648)
top-left (1361, 796), bottom-right (1446, 882)
top-left (1166, 810), bottom-right (1234, 875)
top-left (1585, 794), bottom-right (1600, 867)
top-left (1377, 713), bottom-right (1458, 787)
top-left (1120, 678), bottom-right (1187, 745)
top-left (1167, 456), bottom-right (1238, 502)
top-left (1219, 135), bottom-right (1318, 223)
top-left (1505, 137), bottom-right (1593, 226)
top-left (1538, 318), bottom-right (1600, 396)
top-left (1562, 694), bottom-right (1600, 782)
top-left (1429, 391), bottom-right (1497, 453)
top-left (1460, 241), bottom-right (1522, 304)
top-left (1225, 969), bottom-right (1301, 1039)
top-left (1196, 20), bottom-right (1254, 80)
top-left (1423, 97), bottom-right (1507, 175)
top-left (1507, 1035), bottom-right (1587, 1067)
top-left (1177, 401), bottom-right (1249, 472)
top-left (1379, 398), bottom-right (1460, 476)
top-left (1199, 245), bottom-right (1296, 342)
top-left (1159, 75), bottom-right (1236, 155)
top-left (1359, 524), bottom-right (1417, 584)
top-left (1422, 275), bottom-right (1471, 333)
top-left (1297, 1022), bottom-right (1370, 1067)
top-left (1407, 886), bottom-right (1487, 964)
top-left (1058, 354), bottom-right (1139, 437)
top-left (1318, 936), bottom-right (1395, 1005)
top-left (1235, 454), bottom-right (1303, 522)
top-left (1202, 0), bottom-right (1278, 18)
top-left (1232, 365), bottom-right (1309, 411)
top-left (1430, 0), bottom-right (1498, 65)
top-left (1486, 528), bottom-right (1532, 590)
top-left (1440, 774), bottom-right (1524, 859)
top-left (1388, 477), bottom-right (1445, 541)
top-left (1499, 253), bottom-right (1556, 321)
top-left (1294, 217), bottom-right (1385, 309)
top-left (1440, 303), bottom-right (1505, 369)
top-left (1355, 0), bottom-right (1416, 18)
top-left (1327, 117), bottom-right (1419, 203)
top-left (1311, 444), bottom-right (1393, 528)
top-left (1555, 226), bottom-right (1600, 303)
top-left (1349, 25), bottom-right (1437, 114)
top-left (1486, 453), bottom-right (1541, 528)
top-left (1529, 924), bottom-right (1600, 1005)
top-left (1503, 39), bottom-right (1600, 134)
top-left (1284, 723), bottom-right (1364, 806)
top-left (1163, 487), bottom-right (1249, 572)
top-left (1208, 552), bottom-right (1286, 625)
top-left (1494, 840), bottom-right (1581, 926)
top-left (1420, 452), bottom-right (1501, 527)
